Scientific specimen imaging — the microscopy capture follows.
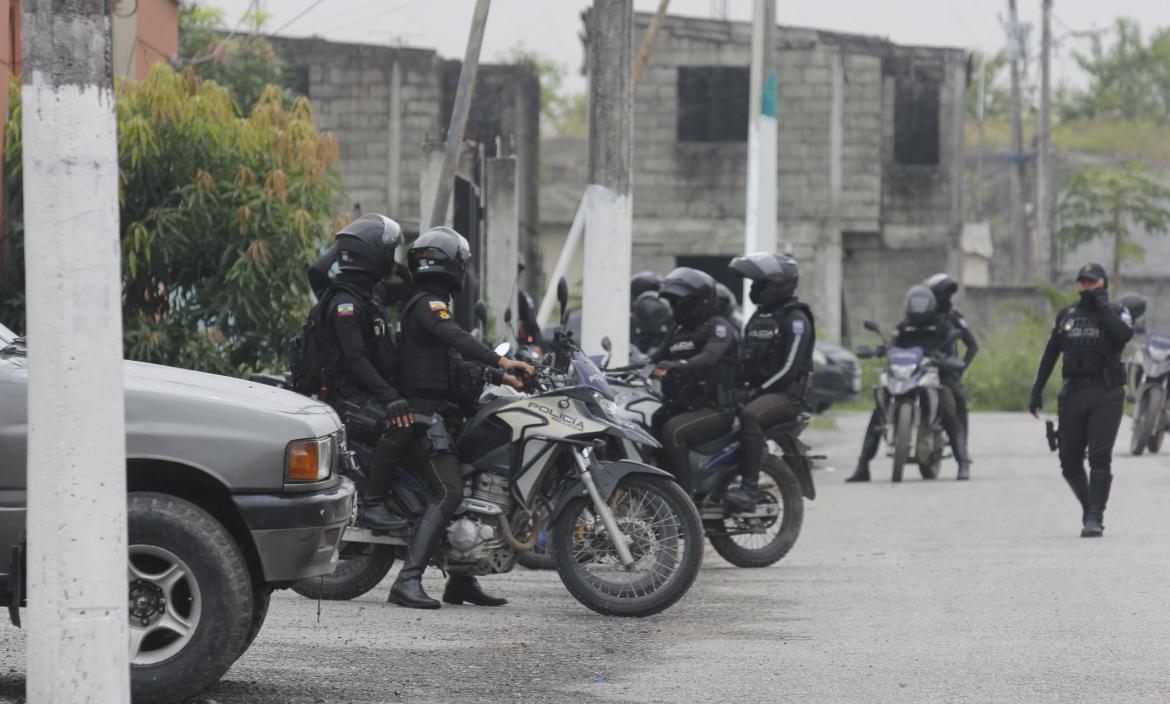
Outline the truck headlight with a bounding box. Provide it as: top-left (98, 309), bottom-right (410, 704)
top-left (286, 434), bottom-right (334, 482)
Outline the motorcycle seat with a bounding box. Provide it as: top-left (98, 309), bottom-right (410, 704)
top-left (692, 420), bottom-right (742, 455)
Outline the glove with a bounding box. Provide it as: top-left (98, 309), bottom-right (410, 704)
top-left (1093, 288), bottom-right (1110, 308)
top-left (1028, 389), bottom-right (1043, 416)
top-left (384, 397), bottom-right (413, 421)
top-left (657, 360), bottom-right (685, 371)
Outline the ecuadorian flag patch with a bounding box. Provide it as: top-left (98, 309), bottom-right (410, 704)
top-left (429, 301), bottom-right (449, 311)
top-left (336, 302), bottom-right (355, 317)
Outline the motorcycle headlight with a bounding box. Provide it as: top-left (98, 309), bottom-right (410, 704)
top-left (599, 398), bottom-right (621, 422)
top-left (286, 434), bottom-right (334, 482)
top-left (890, 363), bottom-right (915, 380)
top-left (1149, 346), bottom-right (1170, 363)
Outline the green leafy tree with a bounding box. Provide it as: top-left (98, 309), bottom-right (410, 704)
top-left (1060, 18), bottom-right (1170, 124)
top-left (178, 1), bottom-right (288, 114)
top-left (1056, 162), bottom-right (1170, 291)
top-left (497, 44), bottom-right (587, 137)
top-left (1, 64), bottom-right (345, 375)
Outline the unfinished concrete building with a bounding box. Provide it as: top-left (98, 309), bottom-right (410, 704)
top-left (581, 13), bottom-right (970, 342)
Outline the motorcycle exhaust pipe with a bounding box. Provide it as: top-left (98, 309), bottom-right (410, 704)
top-left (501, 510), bottom-right (541, 551)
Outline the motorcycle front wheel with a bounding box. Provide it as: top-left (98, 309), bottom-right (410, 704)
top-left (291, 543), bottom-right (396, 601)
top-left (891, 401), bottom-right (913, 483)
top-left (552, 476), bottom-right (702, 617)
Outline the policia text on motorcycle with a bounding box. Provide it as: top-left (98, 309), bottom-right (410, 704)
top-left (1030, 263), bottom-right (1134, 538)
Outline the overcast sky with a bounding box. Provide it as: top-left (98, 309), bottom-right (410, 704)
top-left (207, 0), bottom-right (1170, 93)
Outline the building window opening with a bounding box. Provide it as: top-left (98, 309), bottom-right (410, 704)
top-left (677, 67), bottom-right (749, 143)
top-left (894, 78), bottom-right (940, 165)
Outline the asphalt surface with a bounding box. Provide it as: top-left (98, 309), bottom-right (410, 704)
top-left (2, 411), bottom-right (1169, 703)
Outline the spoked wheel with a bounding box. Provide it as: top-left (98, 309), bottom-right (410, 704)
top-left (891, 401), bottom-right (913, 483)
top-left (517, 499), bottom-right (555, 570)
top-left (706, 456), bottom-right (803, 568)
top-left (1131, 387), bottom-right (1159, 456)
top-left (918, 428), bottom-right (943, 480)
top-left (291, 543), bottom-right (396, 601)
top-left (552, 476), bottom-right (702, 617)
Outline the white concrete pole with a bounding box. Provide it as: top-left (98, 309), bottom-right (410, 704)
top-left (536, 192), bottom-right (587, 329)
top-left (485, 155), bottom-right (519, 343)
top-left (822, 50), bottom-right (845, 344)
top-left (22, 1), bottom-right (130, 701)
top-left (582, 0), bottom-right (633, 363)
top-left (743, 0), bottom-right (778, 318)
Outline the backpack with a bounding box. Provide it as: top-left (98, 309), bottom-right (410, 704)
top-left (287, 282), bottom-right (367, 396)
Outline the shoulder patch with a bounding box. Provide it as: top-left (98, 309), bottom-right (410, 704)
top-left (336, 302), bottom-right (355, 317)
top-left (792, 319), bottom-right (805, 335)
top-left (1121, 308), bottom-right (1134, 327)
top-left (957, 317), bottom-right (968, 329)
top-left (437, 310), bottom-right (452, 320)
top-left (714, 323), bottom-right (728, 340)
top-left (428, 300), bottom-right (449, 311)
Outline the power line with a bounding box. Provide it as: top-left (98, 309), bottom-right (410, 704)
top-left (181, 0), bottom-right (259, 66)
top-left (272, 0), bottom-right (329, 35)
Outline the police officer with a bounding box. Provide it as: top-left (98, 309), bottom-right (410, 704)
top-left (650, 268), bottom-right (738, 496)
top-left (1029, 263), bottom-right (1133, 538)
top-left (925, 272), bottom-right (979, 480)
top-left (315, 214), bottom-right (414, 531)
top-left (725, 253), bottom-right (815, 511)
top-left (387, 226), bottom-right (534, 609)
top-left (631, 270), bottom-right (664, 301)
top-left (846, 285), bottom-right (970, 482)
top-left (309, 233), bottom-right (415, 307)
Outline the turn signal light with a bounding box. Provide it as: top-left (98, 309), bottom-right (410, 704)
top-left (286, 435), bottom-right (333, 482)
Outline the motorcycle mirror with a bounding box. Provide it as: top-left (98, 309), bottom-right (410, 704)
top-left (855, 345), bottom-right (873, 359)
top-left (863, 320), bottom-right (881, 333)
top-left (473, 301), bottom-right (488, 329)
top-left (556, 277), bottom-right (570, 326)
top-left (494, 342), bottom-right (512, 357)
top-left (601, 336), bottom-right (612, 352)
top-left (504, 307), bottom-right (513, 324)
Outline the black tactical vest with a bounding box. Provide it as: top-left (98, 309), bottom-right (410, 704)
top-left (397, 291), bottom-right (462, 400)
top-left (319, 284), bottom-right (398, 399)
top-left (1056, 303), bottom-right (1128, 386)
top-left (660, 316), bottom-right (738, 410)
top-left (740, 301), bottom-right (815, 393)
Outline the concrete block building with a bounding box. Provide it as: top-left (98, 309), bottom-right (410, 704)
top-left (593, 13), bottom-right (970, 342)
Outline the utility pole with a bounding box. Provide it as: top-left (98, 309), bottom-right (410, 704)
top-left (1007, 0), bottom-right (1030, 278)
top-left (633, 0), bottom-right (671, 88)
top-left (22, 1), bottom-right (130, 701)
top-left (582, 0), bottom-right (634, 363)
top-left (428, 0), bottom-right (490, 231)
top-left (975, 56), bottom-right (986, 222)
top-left (1036, 0), bottom-right (1054, 281)
top-left (743, 0), bottom-right (778, 316)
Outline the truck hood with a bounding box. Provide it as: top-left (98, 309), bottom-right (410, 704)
top-left (124, 361), bottom-right (329, 419)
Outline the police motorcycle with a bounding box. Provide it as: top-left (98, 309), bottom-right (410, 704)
top-left (856, 320), bottom-right (966, 482)
top-left (568, 335), bottom-right (815, 569)
top-left (294, 287), bottom-right (704, 618)
top-left (1123, 295), bottom-right (1169, 455)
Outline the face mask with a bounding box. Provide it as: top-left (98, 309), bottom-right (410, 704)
top-left (749, 280), bottom-right (766, 305)
top-left (1079, 290), bottom-right (1099, 308)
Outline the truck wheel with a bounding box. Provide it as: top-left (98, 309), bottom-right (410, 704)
top-left (128, 492), bottom-right (253, 704)
top-left (243, 587), bottom-right (272, 652)
top-left (292, 544), bottom-right (396, 601)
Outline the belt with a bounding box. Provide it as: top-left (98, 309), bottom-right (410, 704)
top-left (1065, 376), bottom-right (1106, 388)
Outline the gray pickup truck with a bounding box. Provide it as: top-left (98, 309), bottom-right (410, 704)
top-left (0, 321), bottom-right (356, 703)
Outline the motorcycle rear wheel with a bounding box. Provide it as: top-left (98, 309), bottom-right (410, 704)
top-left (1144, 387), bottom-right (1165, 455)
top-left (552, 476), bottom-right (702, 617)
top-left (706, 456), bottom-right (803, 568)
top-left (291, 544), bottom-right (396, 601)
top-left (891, 401), bottom-right (913, 483)
top-left (1131, 387), bottom-right (1160, 456)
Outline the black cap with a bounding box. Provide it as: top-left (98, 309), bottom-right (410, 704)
top-left (1076, 263), bottom-right (1107, 282)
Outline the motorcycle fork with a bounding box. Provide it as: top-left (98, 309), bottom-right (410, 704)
top-left (572, 448), bottom-right (637, 569)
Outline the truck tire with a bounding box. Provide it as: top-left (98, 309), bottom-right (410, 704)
top-left (128, 492), bottom-right (253, 704)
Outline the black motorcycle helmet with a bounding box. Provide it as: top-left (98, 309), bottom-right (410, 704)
top-left (903, 284), bottom-right (938, 326)
top-left (924, 272), bottom-right (959, 311)
top-left (408, 226), bottom-right (472, 293)
top-left (659, 267), bottom-right (716, 326)
top-left (714, 282), bottom-right (737, 320)
top-left (1118, 292), bottom-right (1147, 321)
top-left (631, 291), bottom-right (673, 345)
top-left (335, 214), bottom-right (403, 278)
top-left (729, 252), bottom-right (799, 307)
top-left (631, 271), bottom-right (663, 300)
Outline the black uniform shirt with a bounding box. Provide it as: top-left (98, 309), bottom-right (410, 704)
top-left (1033, 296), bottom-right (1134, 391)
top-left (398, 287), bottom-right (502, 400)
top-left (320, 283), bottom-right (400, 403)
top-left (739, 301), bottom-right (815, 395)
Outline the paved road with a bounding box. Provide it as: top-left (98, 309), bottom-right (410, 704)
top-left (2, 412), bottom-right (1169, 703)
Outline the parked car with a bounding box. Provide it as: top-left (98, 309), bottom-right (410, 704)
top-left (808, 341), bottom-right (862, 413)
top-left (0, 321), bottom-right (355, 704)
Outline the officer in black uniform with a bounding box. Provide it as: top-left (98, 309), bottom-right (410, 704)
top-left (925, 273), bottom-right (979, 480)
top-left (315, 214), bottom-right (414, 531)
top-left (309, 234), bottom-right (415, 307)
top-left (1029, 263), bottom-right (1134, 538)
top-left (631, 270), bottom-right (663, 301)
top-left (650, 268), bottom-right (738, 496)
top-left (846, 285), bottom-right (970, 482)
top-left (725, 253), bottom-right (815, 511)
top-left (387, 226), bottom-right (535, 609)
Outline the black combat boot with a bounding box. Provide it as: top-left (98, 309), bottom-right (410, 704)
top-left (845, 461), bottom-right (870, 483)
top-left (442, 574), bottom-right (508, 606)
top-left (1081, 473), bottom-right (1112, 538)
top-left (725, 429), bottom-right (765, 512)
top-left (387, 505), bottom-right (445, 609)
top-left (358, 496), bottom-right (409, 532)
top-left (1063, 471), bottom-right (1090, 524)
top-left (951, 430), bottom-right (972, 481)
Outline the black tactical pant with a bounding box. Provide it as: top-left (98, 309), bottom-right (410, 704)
top-left (658, 406), bottom-right (735, 494)
top-left (1058, 382), bottom-right (1124, 519)
top-left (942, 376), bottom-right (969, 433)
top-left (739, 392), bottom-right (803, 490)
top-left (383, 398), bottom-right (464, 518)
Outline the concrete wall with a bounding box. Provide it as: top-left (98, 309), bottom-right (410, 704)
top-left (609, 13), bottom-right (968, 341)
